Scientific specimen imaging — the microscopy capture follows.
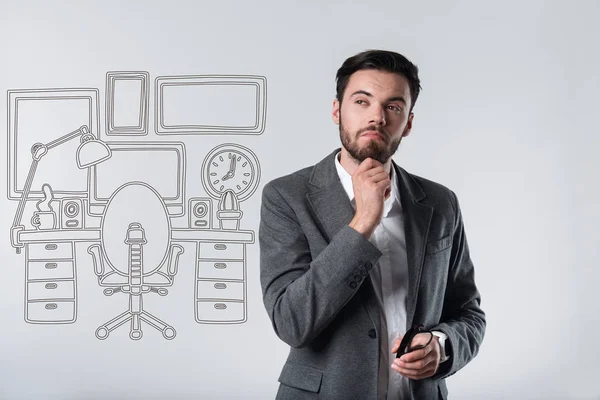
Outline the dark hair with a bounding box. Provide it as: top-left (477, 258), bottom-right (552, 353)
top-left (335, 49), bottom-right (422, 112)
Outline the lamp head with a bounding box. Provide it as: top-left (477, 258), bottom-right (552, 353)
top-left (76, 129), bottom-right (112, 169)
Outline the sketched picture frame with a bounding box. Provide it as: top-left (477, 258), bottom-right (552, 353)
top-left (7, 88), bottom-right (100, 200)
top-left (154, 75), bottom-right (267, 135)
top-left (105, 71), bottom-right (149, 135)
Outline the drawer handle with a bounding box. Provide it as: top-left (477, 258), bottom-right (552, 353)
top-left (45, 244), bottom-right (58, 250)
top-left (214, 244), bottom-right (227, 251)
top-left (45, 263), bottom-right (58, 269)
top-left (214, 283), bottom-right (227, 289)
top-left (45, 303), bottom-right (58, 310)
top-left (45, 283), bottom-right (58, 289)
top-left (214, 263), bottom-right (227, 269)
top-left (214, 303), bottom-right (227, 310)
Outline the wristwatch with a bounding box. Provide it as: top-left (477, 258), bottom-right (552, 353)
top-left (432, 331), bottom-right (450, 363)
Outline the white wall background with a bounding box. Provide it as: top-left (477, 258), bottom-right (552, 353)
top-left (1, 1), bottom-right (599, 399)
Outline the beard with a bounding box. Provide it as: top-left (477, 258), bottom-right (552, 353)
top-left (339, 120), bottom-right (402, 164)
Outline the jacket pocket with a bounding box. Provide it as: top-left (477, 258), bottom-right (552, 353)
top-left (278, 361), bottom-right (323, 393)
top-left (425, 235), bottom-right (452, 255)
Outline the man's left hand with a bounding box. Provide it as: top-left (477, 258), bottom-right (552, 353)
top-left (390, 333), bottom-right (441, 380)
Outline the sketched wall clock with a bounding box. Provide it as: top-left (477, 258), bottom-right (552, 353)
top-left (201, 143), bottom-right (260, 201)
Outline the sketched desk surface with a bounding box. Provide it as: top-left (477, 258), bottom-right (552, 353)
top-left (171, 228), bottom-right (254, 324)
top-left (17, 229), bottom-right (101, 325)
top-left (19, 229), bottom-right (101, 243)
top-left (170, 228), bottom-right (254, 243)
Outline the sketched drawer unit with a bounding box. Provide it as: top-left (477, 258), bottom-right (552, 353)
top-left (26, 300), bottom-right (76, 324)
top-left (27, 242), bottom-right (73, 260)
top-left (197, 260), bottom-right (244, 280)
top-left (27, 281), bottom-right (75, 301)
top-left (27, 260), bottom-right (75, 281)
top-left (198, 242), bottom-right (244, 260)
top-left (195, 300), bottom-right (245, 323)
top-left (197, 280), bottom-right (244, 301)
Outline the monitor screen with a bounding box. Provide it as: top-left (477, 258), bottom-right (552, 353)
top-left (7, 89), bottom-right (100, 199)
top-left (88, 142), bottom-right (186, 217)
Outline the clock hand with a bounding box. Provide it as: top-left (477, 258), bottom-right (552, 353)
top-left (222, 171), bottom-right (233, 181)
top-left (230, 155), bottom-right (237, 178)
top-left (228, 154), bottom-right (235, 173)
top-left (222, 154), bottom-right (236, 181)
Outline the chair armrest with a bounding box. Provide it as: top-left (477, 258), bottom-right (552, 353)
top-left (87, 244), bottom-right (105, 276)
top-left (167, 244), bottom-right (184, 276)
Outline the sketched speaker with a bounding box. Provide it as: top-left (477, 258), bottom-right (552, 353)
top-left (61, 198), bottom-right (84, 229)
top-left (189, 198), bottom-right (212, 229)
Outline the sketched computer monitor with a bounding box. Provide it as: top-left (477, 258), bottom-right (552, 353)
top-left (7, 88), bottom-right (100, 200)
top-left (88, 142), bottom-right (186, 217)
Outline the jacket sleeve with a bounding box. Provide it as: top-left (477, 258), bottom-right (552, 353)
top-left (259, 181), bottom-right (382, 348)
top-left (431, 190), bottom-right (486, 379)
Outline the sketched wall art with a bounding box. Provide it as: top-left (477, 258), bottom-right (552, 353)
top-left (6, 71), bottom-right (266, 340)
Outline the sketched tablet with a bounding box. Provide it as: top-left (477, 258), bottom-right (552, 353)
top-left (155, 75), bottom-right (266, 135)
top-left (106, 71), bottom-right (149, 136)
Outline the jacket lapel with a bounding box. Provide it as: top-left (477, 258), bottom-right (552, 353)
top-left (306, 161), bottom-right (355, 243)
top-left (394, 163), bottom-right (433, 328)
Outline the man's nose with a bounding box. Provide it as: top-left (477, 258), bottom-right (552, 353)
top-left (369, 104), bottom-right (386, 126)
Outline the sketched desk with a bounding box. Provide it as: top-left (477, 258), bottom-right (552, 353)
top-left (171, 229), bottom-right (254, 324)
top-left (17, 229), bottom-right (101, 324)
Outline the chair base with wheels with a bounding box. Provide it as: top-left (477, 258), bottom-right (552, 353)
top-left (88, 222), bottom-right (184, 341)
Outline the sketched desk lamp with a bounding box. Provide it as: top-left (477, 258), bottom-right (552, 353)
top-left (10, 125), bottom-right (111, 253)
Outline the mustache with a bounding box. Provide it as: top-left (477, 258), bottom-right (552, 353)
top-left (358, 126), bottom-right (389, 139)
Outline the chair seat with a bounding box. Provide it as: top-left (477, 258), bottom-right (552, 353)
top-left (100, 271), bottom-right (172, 286)
top-left (143, 271), bottom-right (172, 285)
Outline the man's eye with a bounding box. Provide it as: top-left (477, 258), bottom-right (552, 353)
top-left (387, 105), bottom-right (402, 113)
top-left (355, 99), bottom-right (366, 105)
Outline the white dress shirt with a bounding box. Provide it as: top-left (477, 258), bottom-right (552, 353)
top-left (334, 153), bottom-right (448, 399)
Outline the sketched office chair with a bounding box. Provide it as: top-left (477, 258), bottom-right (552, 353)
top-left (87, 182), bottom-right (184, 340)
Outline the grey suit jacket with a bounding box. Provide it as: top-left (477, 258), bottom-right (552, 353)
top-left (259, 150), bottom-right (485, 399)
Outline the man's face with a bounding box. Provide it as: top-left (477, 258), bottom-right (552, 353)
top-left (332, 69), bottom-right (414, 164)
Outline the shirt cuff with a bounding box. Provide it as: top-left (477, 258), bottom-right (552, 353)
top-left (432, 330), bottom-right (450, 363)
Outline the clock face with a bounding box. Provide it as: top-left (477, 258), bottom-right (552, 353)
top-left (201, 144), bottom-right (260, 201)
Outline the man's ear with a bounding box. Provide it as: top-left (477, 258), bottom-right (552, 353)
top-left (402, 113), bottom-right (414, 137)
top-left (332, 99), bottom-right (340, 125)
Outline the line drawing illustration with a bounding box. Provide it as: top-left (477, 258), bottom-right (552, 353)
top-left (7, 88), bottom-right (101, 200)
top-left (106, 71), bottom-right (149, 136)
top-left (25, 183), bottom-right (78, 324)
top-left (87, 141), bottom-right (187, 218)
top-left (7, 114), bottom-right (109, 323)
top-left (184, 143), bottom-right (261, 324)
top-left (6, 72), bottom-right (265, 335)
top-left (88, 182), bottom-right (184, 340)
top-left (201, 143), bottom-right (261, 205)
top-left (189, 197), bottom-right (212, 229)
top-left (154, 75), bottom-right (267, 135)
top-left (25, 229), bottom-right (78, 324)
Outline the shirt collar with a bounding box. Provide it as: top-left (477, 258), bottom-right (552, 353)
top-left (334, 151), bottom-right (401, 217)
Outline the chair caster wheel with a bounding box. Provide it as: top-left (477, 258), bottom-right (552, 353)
top-left (130, 330), bottom-right (143, 340)
top-left (163, 327), bottom-right (176, 340)
top-left (96, 327), bottom-right (109, 340)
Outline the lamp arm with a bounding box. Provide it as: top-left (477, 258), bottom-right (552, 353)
top-left (10, 125), bottom-right (89, 253)
top-left (45, 126), bottom-right (89, 152)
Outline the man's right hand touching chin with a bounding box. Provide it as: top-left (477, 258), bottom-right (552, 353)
top-left (348, 157), bottom-right (391, 239)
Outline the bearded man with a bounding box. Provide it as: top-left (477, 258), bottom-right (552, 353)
top-left (259, 49), bottom-right (485, 400)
